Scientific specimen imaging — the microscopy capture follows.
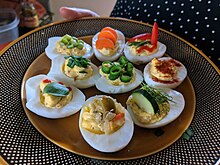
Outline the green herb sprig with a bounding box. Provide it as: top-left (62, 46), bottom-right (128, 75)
top-left (128, 41), bottom-right (151, 47)
top-left (140, 83), bottom-right (174, 104)
top-left (43, 82), bottom-right (69, 97)
top-left (64, 56), bottom-right (90, 69)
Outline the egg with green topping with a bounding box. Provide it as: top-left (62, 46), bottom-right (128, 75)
top-left (95, 56), bottom-right (143, 94)
top-left (126, 84), bottom-right (185, 128)
top-left (25, 74), bottom-right (85, 118)
top-left (47, 56), bottom-right (100, 89)
top-left (124, 23), bottom-right (167, 64)
top-left (45, 35), bottom-right (93, 60)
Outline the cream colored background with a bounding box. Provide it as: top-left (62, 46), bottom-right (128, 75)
top-left (49, 0), bottom-right (117, 22)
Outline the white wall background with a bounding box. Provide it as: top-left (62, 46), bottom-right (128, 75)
top-left (49, 0), bottom-right (117, 22)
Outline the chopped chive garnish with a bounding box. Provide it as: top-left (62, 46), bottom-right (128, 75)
top-left (79, 70), bottom-right (87, 73)
top-left (141, 83), bottom-right (174, 104)
top-left (128, 40), bottom-right (151, 47)
top-left (182, 128), bottom-right (194, 141)
top-left (65, 56), bottom-right (90, 68)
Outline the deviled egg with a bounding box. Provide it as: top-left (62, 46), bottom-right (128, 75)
top-left (45, 34), bottom-right (93, 60)
top-left (79, 95), bottom-right (134, 152)
top-left (124, 22), bottom-right (166, 64)
top-left (92, 27), bottom-right (125, 61)
top-left (25, 74), bottom-right (85, 118)
top-left (95, 56), bottom-right (143, 94)
top-left (47, 55), bottom-right (100, 89)
top-left (126, 84), bottom-right (185, 128)
top-left (144, 57), bottom-right (187, 88)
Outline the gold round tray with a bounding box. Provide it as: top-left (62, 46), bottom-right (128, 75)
top-left (21, 36), bottom-right (195, 160)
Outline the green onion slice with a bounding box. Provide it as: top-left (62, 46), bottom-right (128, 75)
top-left (118, 56), bottom-right (128, 66)
top-left (61, 38), bottom-right (68, 44)
top-left (60, 35), bottom-right (85, 50)
top-left (125, 62), bottom-right (133, 73)
top-left (67, 44), bottom-right (74, 49)
top-left (77, 43), bottom-right (84, 50)
top-left (101, 61), bottom-right (113, 74)
top-left (109, 65), bottom-right (122, 80)
top-left (65, 56), bottom-right (90, 68)
top-left (120, 71), bottom-right (133, 82)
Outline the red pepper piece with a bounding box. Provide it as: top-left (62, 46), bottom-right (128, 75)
top-left (58, 82), bottom-right (64, 85)
top-left (151, 22), bottom-right (158, 45)
top-left (67, 87), bottom-right (72, 91)
top-left (137, 44), bottom-right (157, 54)
top-left (113, 113), bottom-right (125, 121)
top-left (42, 79), bottom-right (51, 83)
top-left (128, 33), bottom-right (151, 42)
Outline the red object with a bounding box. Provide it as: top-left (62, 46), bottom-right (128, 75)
top-left (151, 22), bottom-right (158, 45)
top-left (58, 82), bottom-right (64, 85)
top-left (156, 59), bottom-right (182, 74)
top-left (137, 44), bottom-right (157, 53)
top-left (113, 113), bottom-right (125, 121)
top-left (42, 79), bottom-right (51, 83)
top-left (67, 87), bottom-right (72, 91)
top-left (152, 59), bottom-right (182, 84)
top-left (128, 33), bottom-right (151, 42)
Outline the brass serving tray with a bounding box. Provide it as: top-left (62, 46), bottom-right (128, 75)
top-left (21, 36), bottom-right (195, 160)
top-left (1, 17), bottom-right (219, 164)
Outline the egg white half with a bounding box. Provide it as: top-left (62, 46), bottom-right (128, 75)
top-left (127, 88), bottom-right (185, 128)
top-left (25, 74), bottom-right (86, 118)
top-left (45, 37), bottom-right (93, 60)
top-left (92, 30), bottom-right (125, 62)
top-left (144, 57), bottom-right (187, 89)
top-left (79, 95), bottom-right (134, 152)
top-left (95, 68), bottom-right (143, 94)
top-left (47, 55), bottom-right (100, 89)
top-left (124, 42), bottom-right (166, 64)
